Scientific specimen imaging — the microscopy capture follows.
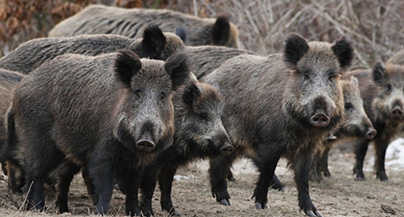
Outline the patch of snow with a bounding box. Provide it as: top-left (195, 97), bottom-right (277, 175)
top-left (366, 138), bottom-right (404, 171)
top-left (385, 138), bottom-right (404, 170)
top-left (174, 175), bottom-right (196, 181)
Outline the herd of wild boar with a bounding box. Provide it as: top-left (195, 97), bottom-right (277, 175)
top-left (0, 4), bottom-right (403, 217)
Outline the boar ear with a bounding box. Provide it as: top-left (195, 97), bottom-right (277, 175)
top-left (373, 62), bottom-right (385, 84)
top-left (114, 50), bottom-right (142, 87)
top-left (182, 82), bottom-right (201, 105)
top-left (175, 27), bottom-right (188, 42)
top-left (284, 33), bottom-right (309, 67)
top-left (140, 25), bottom-right (166, 59)
top-left (332, 37), bottom-right (354, 71)
top-left (212, 16), bottom-right (230, 46)
top-left (165, 52), bottom-right (190, 91)
top-left (350, 76), bottom-right (359, 87)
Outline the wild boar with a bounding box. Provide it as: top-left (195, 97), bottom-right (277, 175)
top-left (48, 4), bottom-right (240, 48)
top-left (139, 80), bottom-right (233, 216)
top-left (0, 25), bottom-right (184, 74)
top-left (5, 50), bottom-right (190, 215)
top-left (202, 34), bottom-right (354, 216)
top-left (309, 76), bottom-right (377, 182)
top-left (349, 63), bottom-right (404, 181)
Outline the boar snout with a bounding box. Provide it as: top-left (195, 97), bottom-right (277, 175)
top-left (220, 142), bottom-right (234, 156)
top-left (310, 110), bottom-right (330, 128)
top-left (366, 128), bottom-right (377, 140)
top-left (136, 121), bottom-right (159, 152)
top-left (391, 105), bottom-right (404, 120)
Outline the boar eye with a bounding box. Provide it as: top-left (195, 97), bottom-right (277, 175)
top-left (345, 102), bottom-right (353, 112)
top-left (135, 89), bottom-right (142, 99)
top-left (328, 70), bottom-right (336, 81)
top-left (303, 73), bottom-right (310, 80)
top-left (386, 84), bottom-right (392, 94)
top-left (199, 113), bottom-right (208, 120)
top-left (160, 92), bottom-right (166, 100)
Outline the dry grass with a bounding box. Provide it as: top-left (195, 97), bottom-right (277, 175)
top-left (166, 0), bottom-right (404, 69)
top-left (0, 155), bottom-right (403, 217)
top-left (2, 0), bottom-right (404, 70)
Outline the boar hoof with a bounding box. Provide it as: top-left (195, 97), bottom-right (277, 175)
top-left (255, 202), bottom-right (269, 209)
top-left (323, 169), bottom-right (331, 177)
top-left (354, 173), bottom-right (365, 181)
top-left (306, 210), bottom-right (323, 217)
top-left (13, 190), bottom-right (23, 196)
top-left (279, 186), bottom-right (287, 192)
top-left (353, 168), bottom-right (365, 181)
top-left (168, 210), bottom-right (181, 216)
top-left (377, 172), bottom-right (389, 182)
top-left (220, 199), bottom-right (231, 206)
top-left (227, 176), bottom-right (236, 182)
top-left (113, 183), bottom-right (120, 190)
top-left (270, 184), bottom-right (286, 192)
top-left (379, 176), bottom-right (389, 182)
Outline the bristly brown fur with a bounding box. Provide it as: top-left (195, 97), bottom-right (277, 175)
top-left (139, 81), bottom-right (229, 215)
top-left (202, 34), bottom-right (353, 214)
top-left (0, 27), bottom-right (184, 74)
top-left (48, 4), bottom-right (240, 48)
top-left (8, 51), bottom-right (190, 214)
top-left (348, 62), bottom-right (404, 181)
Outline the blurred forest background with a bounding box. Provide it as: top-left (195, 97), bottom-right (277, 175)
top-left (1, 0), bottom-right (404, 69)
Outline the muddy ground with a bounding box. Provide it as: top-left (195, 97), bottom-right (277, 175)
top-left (0, 141), bottom-right (403, 217)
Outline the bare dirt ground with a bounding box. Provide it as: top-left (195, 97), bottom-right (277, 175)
top-left (0, 141), bottom-right (403, 217)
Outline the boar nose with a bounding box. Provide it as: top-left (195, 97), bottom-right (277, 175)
top-left (220, 142), bottom-right (234, 156)
top-left (136, 139), bottom-right (156, 152)
top-left (391, 105), bottom-right (404, 120)
top-left (310, 111), bottom-right (330, 128)
top-left (366, 128), bottom-right (377, 140)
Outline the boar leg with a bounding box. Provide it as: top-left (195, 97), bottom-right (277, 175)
top-left (293, 149), bottom-right (323, 217)
top-left (269, 174), bottom-right (286, 191)
top-left (309, 155), bottom-right (322, 183)
top-left (119, 169), bottom-right (142, 216)
top-left (139, 164), bottom-right (161, 216)
top-left (251, 156), bottom-right (280, 209)
top-left (159, 166), bottom-right (180, 216)
top-left (82, 165), bottom-right (97, 205)
top-left (26, 176), bottom-right (45, 211)
top-left (25, 138), bottom-right (63, 211)
top-left (314, 154), bottom-right (324, 182)
top-left (374, 139), bottom-right (389, 182)
top-left (353, 139), bottom-right (369, 181)
top-left (56, 161), bottom-right (81, 213)
top-left (209, 154), bottom-right (237, 206)
top-left (227, 168), bottom-right (236, 181)
top-left (320, 146), bottom-right (331, 177)
top-left (89, 157), bottom-right (114, 215)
